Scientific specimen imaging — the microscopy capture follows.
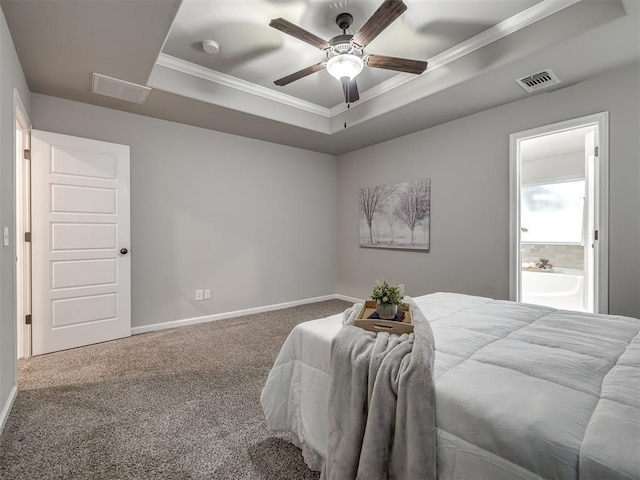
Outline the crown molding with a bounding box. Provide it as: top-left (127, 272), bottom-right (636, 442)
top-left (329, 0), bottom-right (581, 116)
top-left (156, 54), bottom-right (332, 117)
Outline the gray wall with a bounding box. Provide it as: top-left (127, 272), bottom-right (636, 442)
top-left (337, 62), bottom-right (640, 318)
top-left (31, 94), bottom-right (337, 328)
top-left (0, 8), bottom-right (31, 424)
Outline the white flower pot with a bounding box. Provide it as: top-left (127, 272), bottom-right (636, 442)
top-left (376, 303), bottom-right (397, 320)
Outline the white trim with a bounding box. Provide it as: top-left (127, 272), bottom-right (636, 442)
top-left (131, 294), bottom-right (345, 335)
top-left (595, 112), bottom-right (609, 314)
top-left (15, 122), bottom-right (24, 361)
top-left (13, 88), bottom-right (32, 368)
top-left (14, 89), bottom-right (30, 129)
top-left (0, 386), bottom-right (17, 434)
top-left (334, 294), bottom-right (364, 304)
top-left (509, 133), bottom-right (521, 303)
top-left (509, 112), bottom-right (609, 313)
top-left (156, 54), bottom-right (331, 117)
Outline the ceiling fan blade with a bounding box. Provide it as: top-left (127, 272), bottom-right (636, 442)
top-left (274, 62), bottom-right (326, 86)
top-left (341, 77), bottom-right (360, 103)
top-left (270, 18), bottom-right (331, 50)
top-left (366, 54), bottom-right (428, 74)
top-left (351, 0), bottom-right (407, 48)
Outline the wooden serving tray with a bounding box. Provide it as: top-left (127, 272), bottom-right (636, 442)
top-left (354, 300), bottom-right (414, 335)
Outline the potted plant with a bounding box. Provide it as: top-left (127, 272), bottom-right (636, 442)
top-left (371, 280), bottom-right (404, 319)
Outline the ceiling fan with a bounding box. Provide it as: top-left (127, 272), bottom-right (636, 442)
top-left (269, 0), bottom-right (428, 104)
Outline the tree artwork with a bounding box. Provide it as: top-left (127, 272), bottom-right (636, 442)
top-left (359, 178), bottom-right (431, 251)
top-left (359, 185), bottom-right (395, 245)
top-left (395, 179), bottom-right (431, 245)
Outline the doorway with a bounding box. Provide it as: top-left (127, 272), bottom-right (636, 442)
top-left (509, 112), bottom-right (609, 313)
top-left (14, 90), bottom-right (31, 359)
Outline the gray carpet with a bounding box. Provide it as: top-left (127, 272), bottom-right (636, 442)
top-left (0, 299), bottom-right (351, 479)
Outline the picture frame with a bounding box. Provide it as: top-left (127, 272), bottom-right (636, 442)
top-left (359, 178), bottom-right (430, 252)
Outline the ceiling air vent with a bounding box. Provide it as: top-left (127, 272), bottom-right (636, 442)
top-left (516, 69), bottom-right (560, 93)
top-left (92, 73), bottom-right (152, 104)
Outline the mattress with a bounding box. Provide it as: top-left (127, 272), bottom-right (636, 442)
top-left (260, 292), bottom-right (640, 479)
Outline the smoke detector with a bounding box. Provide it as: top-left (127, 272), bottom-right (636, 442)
top-left (516, 69), bottom-right (561, 93)
top-left (202, 39), bottom-right (220, 54)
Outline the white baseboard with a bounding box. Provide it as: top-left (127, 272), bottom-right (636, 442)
top-left (334, 294), bottom-right (364, 303)
top-left (0, 385), bottom-right (17, 434)
top-left (131, 294), bottom-right (358, 335)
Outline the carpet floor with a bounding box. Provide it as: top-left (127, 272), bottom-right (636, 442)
top-left (0, 299), bottom-right (351, 479)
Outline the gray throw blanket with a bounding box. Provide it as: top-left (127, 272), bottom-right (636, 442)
top-left (321, 297), bottom-right (436, 480)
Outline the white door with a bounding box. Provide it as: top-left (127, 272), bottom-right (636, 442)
top-left (31, 130), bottom-right (130, 355)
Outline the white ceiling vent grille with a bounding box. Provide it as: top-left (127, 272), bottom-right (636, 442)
top-left (92, 73), bottom-right (152, 104)
top-left (516, 69), bottom-right (561, 93)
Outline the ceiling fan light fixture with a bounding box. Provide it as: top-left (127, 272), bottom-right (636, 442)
top-left (326, 54), bottom-right (364, 81)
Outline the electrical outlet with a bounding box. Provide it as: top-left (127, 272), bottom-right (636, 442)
top-left (204, 289), bottom-right (211, 300)
top-left (195, 289), bottom-right (203, 301)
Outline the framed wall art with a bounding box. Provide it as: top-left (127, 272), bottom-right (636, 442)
top-left (359, 178), bottom-right (430, 252)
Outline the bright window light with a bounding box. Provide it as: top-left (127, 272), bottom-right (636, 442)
top-left (521, 180), bottom-right (585, 243)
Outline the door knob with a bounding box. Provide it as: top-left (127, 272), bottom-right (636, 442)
top-left (120, 248), bottom-right (129, 255)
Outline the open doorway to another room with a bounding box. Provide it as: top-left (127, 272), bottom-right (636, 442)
top-left (510, 113), bottom-right (609, 313)
top-left (14, 90), bottom-right (31, 359)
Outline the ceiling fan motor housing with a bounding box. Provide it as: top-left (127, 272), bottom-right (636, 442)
top-left (336, 13), bottom-right (353, 31)
top-left (328, 34), bottom-right (362, 59)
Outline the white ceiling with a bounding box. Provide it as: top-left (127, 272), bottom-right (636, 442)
top-left (1, 0), bottom-right (638, 155)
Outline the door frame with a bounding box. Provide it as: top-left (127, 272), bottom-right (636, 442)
top-left (509, 112), bottom-right (609, 313)
top-left (13, 89), bottom-right (31, 360)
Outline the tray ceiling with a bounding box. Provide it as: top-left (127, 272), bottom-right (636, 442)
top-left (162, 0), bottom-right (543, 108)
top-left (1, 0), bottom-right (638, 154)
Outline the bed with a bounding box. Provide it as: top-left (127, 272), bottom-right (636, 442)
top-left (261, 292), bottom-right (640, 479)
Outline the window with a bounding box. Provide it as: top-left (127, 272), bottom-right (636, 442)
top-left (521, 180), bottom-right (585, 243)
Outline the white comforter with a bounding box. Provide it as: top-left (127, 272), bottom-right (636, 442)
top-left (261, 293), bottom-right (640, 479)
